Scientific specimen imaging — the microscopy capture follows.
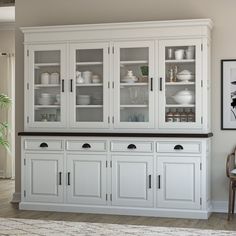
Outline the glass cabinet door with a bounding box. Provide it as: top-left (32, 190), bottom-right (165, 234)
top-left (113, 41), bottom-right (154, 129)
top-left (69, 43), bottom-right (109, 128)
top-left (28, 44), bottom-right (67, 128)
top-left (158, 39), bottom-right (202, 129)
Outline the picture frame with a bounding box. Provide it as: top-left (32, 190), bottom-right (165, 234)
top-left (221, 59), bottom-right (236, 129)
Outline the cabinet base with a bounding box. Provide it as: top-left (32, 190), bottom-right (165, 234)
top-left (19, 202), bottom-right (211, 219)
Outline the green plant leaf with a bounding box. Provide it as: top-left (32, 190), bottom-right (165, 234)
top-left (0, 94), bottom-right (11, 108)
top-left (0, 138), bottom-right (9, 150)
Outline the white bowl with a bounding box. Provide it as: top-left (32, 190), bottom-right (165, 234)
top-left (172, 89), bottom-right (194, 104)
top-left (77, 95), bottom-right (91, 105)
top-left (38, 97), bottom-right (52, 105)
top-left (176, 74), bottom-right (194, 82)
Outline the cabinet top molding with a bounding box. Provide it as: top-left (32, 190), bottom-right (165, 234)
top-left (21, 19), bottom-right (213, 34)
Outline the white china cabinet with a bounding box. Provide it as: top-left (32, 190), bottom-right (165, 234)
top-left (20, 19), bottom-right (213, 219)
top-left (22, 19), bottom-right (212, 133)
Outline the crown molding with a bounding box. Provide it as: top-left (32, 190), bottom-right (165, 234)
top-left (21, 19), bottom-right (213, 34)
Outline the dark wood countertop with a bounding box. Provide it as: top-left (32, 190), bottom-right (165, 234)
top-left (18, 132), bottom-right (213, 138)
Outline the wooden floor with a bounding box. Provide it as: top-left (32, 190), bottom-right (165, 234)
top-left (1, 179), bottom-right (236, 231)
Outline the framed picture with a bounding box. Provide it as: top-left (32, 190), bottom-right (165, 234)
top-left (221, 59), bottom-right (236, 129)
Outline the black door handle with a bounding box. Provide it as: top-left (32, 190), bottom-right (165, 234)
top-left (174, 144), bottom-right (184, 150)
top-left (127, 144), bottom-right (136, 149)
top-left (62, 79), bottom-right (64, 92)
top-left (158, 175), bottom-right (161, 189)
top-left (148, 175), bottom-right (152, 189)
top-left (150, 77), bottom-right (153, 91)
top-left (160, 77), bottom-right (163, 91)
top-left (70, 79), bottom-right (73, 92)
top-left (59, 172), bottom-right (62, 185)
top-left (67, 172), bottom-right (70, 186)
top-left (82, 143), bottom-right (91, 149)
top-left (39, 142), bottom-right (48, 148)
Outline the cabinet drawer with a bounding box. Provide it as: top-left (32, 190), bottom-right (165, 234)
top-left (66, 140), bottom-right (106, 152)
top-left (24, 139), bottom-right (63, 151)
top-left (111, 141), bottom-right (153, 152)
top-left (156, 142), bottom-right (201, 153)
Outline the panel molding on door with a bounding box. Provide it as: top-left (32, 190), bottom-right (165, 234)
top-left (69, 42), bottom-right (110, 129)
top-left (25, 153), bottom-right (64, 203)
top-left (113, 41), bottom-right (155, 129)
top-left (157, 155), bottom-right (201, 209)
top-left (112, 155), bottom-right (154, 207)
top-left (66, 154), bottom-right (107, 205)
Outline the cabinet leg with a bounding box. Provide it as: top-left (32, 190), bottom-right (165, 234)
top-left (232, 188), bottom-right (235, 215)
top-left (228, 181), bottom-right (232, 221)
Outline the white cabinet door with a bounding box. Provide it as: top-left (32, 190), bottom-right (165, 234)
top-left (158, 39), bottom-right (202, 130)
top-left (113, 41), bottom-right (155, 129)
top-left (69, 42), bottom-right (110, 129)
top-left (24, 153), bottom-right (64, 203)
top-left (157, 156), bottom-right (201, 209)
top-left (27, 44), bottom-right (67, 128)
top-left (66, 154), bottom-right (107, 205)
top-left (111, 155), bottom-right (154, 207)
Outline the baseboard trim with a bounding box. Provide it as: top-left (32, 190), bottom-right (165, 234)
top-left (211, 201), bottom-right (228, 213)
top-left (20, 202), bottom-right (210, 219)
top-left (11, 192), bottom-right (21, 203)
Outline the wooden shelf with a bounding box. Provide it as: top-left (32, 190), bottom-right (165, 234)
top-left (165, 82), bottom-right (195, 86)
top-left (165, 59), bottom-right (195, 63)
top-left (120, 60), bottom-right (148, 65)
top-left (35, 105), bottom-right (60, 109)
top-left (120, 105), bottom-right (148, 108)
top-left (76, 62), bottom-right (103, 66)
top-left (76, 83), bottom-right (103, 87)
top-left (165, 104), bottom-right (195, 108)
top-left (76, 105), bottom-right (103, 108)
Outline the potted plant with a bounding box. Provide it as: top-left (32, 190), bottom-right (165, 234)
top-left (0, 94), bottom-right (11, 149)
top-left (140, 66), bottom-right (149, 82)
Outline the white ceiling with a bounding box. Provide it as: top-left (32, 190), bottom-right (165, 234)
top-left (0, 6), bottom-right (15, 22)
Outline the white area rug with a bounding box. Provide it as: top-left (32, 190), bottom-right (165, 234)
top-left (0, 217), bottom-right (236, 236)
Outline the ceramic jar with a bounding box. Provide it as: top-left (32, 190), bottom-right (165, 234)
top-left (82, 71), bottom-right (92, 84)
top-left (41, 72), bottom-right (50, 84)
top-left (175, 49), bottom-right (185, 60)
top-left (50, 72), bottom-right (60, 84)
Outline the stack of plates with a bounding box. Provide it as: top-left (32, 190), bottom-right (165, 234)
top-left (121, 76), bottom-right (138, 83)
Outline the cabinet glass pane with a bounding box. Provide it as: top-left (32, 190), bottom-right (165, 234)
top-left (34, 50), bottom-right (62, 123)
top-left (75, 49), bottom-right (103, 122)
top-left (164, 45), bottom-right (196, 123)
top-left (119, 47), bottom-right (149, 123)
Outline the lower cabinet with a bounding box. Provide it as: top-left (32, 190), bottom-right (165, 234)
top-left (24, 152), bottom-right (64, 203)
top-left (66, 153), bottom-right (107, 205)
top-left (157, 155), bottom-right (201, 209)
top-left (21, 137), bottom-right (210, 219)
top-left (111, 155), bottom-right (154, 207)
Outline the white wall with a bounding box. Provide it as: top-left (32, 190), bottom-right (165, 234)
top-left (15, 0), bottom-right (236, 203)
top-left (0, 26), bottom-right (14, 178)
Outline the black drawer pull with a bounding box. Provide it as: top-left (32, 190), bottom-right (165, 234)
top-left (127, 144), bottom-right (137, 149)
top-left (174, 144), bottom-right (184, 150)
top-left (70, 79), bottom-right (73, 92)
top-left (82, 143), bottom-right (91, 149)
top-left (148, 175), bottom-right (152, 189)
top-left (39, 142), bottom-right (48, 148)
top-left (59, 172), bottom-right (62, 185)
